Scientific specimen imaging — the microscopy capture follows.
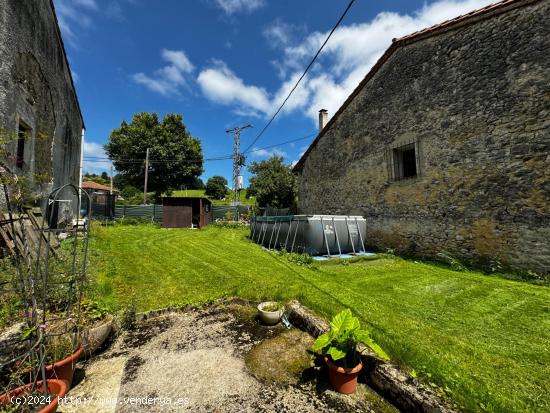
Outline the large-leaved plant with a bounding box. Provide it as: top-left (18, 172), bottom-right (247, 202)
top-left (312, 309), bottom-right (388, 368)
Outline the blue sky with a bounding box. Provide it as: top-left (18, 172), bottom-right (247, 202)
top-left (54, 0), bottom-right (492, 186)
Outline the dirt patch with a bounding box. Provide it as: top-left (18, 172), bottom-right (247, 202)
top-left (121, 316), bottom-right (173, 350)
top-left (122, 355), bottom-right (145, 384)
top-left (63, 303), bottom-right (397, 412)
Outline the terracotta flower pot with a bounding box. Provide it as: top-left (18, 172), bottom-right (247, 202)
top-left (0, 379), bottom-right (68, 413)
top-left (45, 344), bottom-right (84, 388)
top-left (325, 356), bottom-right (363, 394)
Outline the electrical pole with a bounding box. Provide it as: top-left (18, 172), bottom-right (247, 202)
top-left (226, 125), bottom-right (252, 206)
top-left (143, 148), bottom-right (149, 205)
top-left (110, 165), bottom-right (113, 195)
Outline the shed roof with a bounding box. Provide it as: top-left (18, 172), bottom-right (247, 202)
top-left (82, 181), bottom-right (118, 192)
top-left (292, 0), bottom-right (536, 172)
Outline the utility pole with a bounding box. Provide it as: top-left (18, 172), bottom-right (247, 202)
top-left (110, 165), bottom-right (113, 195)
top-left (143, 147), bottom-right (149, 205)
top-left (226, 125), bottom-right (252, 206)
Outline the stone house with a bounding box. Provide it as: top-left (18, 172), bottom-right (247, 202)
top-left (293, 0), bottom-right (549, 274)
top-left (0, 0), bottom-right (84, 199)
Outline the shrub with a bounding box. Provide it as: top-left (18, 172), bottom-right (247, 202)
top-left (277, 251), bottom-right (314, 267)
top-left (437, 251), bottom-right (468, 272)
top-left (120, 303), bottom-right (137, 330)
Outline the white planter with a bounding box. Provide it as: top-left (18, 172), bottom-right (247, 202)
top-left (257, 302), bottom-right (283, 325)
top-left (83, 315), bottom-right (114, 357)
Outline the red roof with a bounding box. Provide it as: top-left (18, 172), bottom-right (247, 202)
top-left (82, 181), bottom-right (118, 192)
top-left (293, 0), bottom-right (536, 172)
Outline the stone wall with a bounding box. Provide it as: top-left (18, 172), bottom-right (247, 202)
top-left (0, 0), bottom-right (83, 199)
top-left (296, 1), bottom-right (550, 274)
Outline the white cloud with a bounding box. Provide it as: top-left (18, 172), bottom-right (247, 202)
top-left (71, 69), bottom-right (79, 83)
top-left (250, 147), bottom-right (286, 159)
top-left (161, 49), bottom-right (194, 73)
top-left (273, 0), bottom-right (495, 124)
top-left (73, 0), bottom-right (98, 10)
top-left (200, 0), bottom-right (495, 125)
top-left (83, 141), bottom-right (111, 174)
top-left (197, 60), bottom-right (271, 115)
top-left (54, 0), bottom-right (96, 47)
top-left (132, 49), bottom-right (194, 96)
top-left (214, 0), bottom-right (265, 15)
top-left (54, 0), bottom-right (136, 47)
top-left (263, 19), bottom-right (304, 49)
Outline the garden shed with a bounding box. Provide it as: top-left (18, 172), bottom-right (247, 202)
top-left (161, 197), bottom-right (212, 229)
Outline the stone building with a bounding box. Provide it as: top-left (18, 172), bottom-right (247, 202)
top-left (0, 0), bottom-right (84, 198)
top-left (293, 0), bottom-right (549, 274)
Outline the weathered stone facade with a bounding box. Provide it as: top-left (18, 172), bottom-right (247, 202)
top-left (295, 0), bottom-right (550, 274)
top-left (0, 0), bottom-right (83, 197)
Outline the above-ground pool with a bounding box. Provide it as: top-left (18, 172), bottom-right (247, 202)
top-left (249, 215), bottom-right (367, 257)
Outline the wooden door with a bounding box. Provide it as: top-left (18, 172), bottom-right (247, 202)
top-left (162, 205), bottom-right (192, 228)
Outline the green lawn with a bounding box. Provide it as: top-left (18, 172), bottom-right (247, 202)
top-left (170, 189), bottom-right (255, 205)
top-left (89, 224), bottom-right (550, 412)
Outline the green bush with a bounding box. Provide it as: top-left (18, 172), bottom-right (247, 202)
top-left (120, 303), bottom-right (137, 330)
top-left (277, 250), bottom-right (314, 267)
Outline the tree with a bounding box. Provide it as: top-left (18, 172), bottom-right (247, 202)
top-left (247, 156), bottom-right (296, 208)
top-left (205, 176), bottom-right (228, 200)
top-left (190, 177), bottom-right (205, 190)
top-left (105, 112), bottom-right (203, 198)
top-left (83, 172), bottom-right (109, 186)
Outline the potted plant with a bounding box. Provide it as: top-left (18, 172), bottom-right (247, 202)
top-left (44, 330), bottom-right (83, 388)
top-left (312, 309), bottom-right (388, 394)
top-left (257, 301), bottom-right (283, 325)
top-left (0, 379), bottom-right (68, 413)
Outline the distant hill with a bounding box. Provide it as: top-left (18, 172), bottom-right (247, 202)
top-left (170, 189), bottom-right (255, 206)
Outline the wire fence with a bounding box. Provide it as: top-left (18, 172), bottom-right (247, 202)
top-left (109, 204), bottom-right (253, 223)
top-left (114, 204), bottom-right (163, 222)
top-left (212, 205), bottom-right (252, 221)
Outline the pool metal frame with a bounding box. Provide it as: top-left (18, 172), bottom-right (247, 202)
top-left (250, 215), bottom-right (367, 258)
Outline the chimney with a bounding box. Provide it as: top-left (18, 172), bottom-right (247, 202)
top-left (318, 109), bottom-right (328, 131)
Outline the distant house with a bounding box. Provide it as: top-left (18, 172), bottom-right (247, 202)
top-left (82, 181), bottom-right (118, 219)
top-left (0, 1), bottom-right (84, 204)
top-left (293, 0), bottom-right (549, 274)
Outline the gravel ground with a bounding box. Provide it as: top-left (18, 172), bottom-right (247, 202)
top-left (59, 304), bottom-right (397, 413)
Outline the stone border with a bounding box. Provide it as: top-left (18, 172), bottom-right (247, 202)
top-left (131, 298), bottom-right (457, 412)
top-left (286, 300), bottom-right (458, 413)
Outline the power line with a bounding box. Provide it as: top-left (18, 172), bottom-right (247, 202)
top-left (82, 132), bottom-right (317, 164)
top-left (242, 0), bottom-right (356, 154)
top-left (247, 132), bottom-right (316, 154)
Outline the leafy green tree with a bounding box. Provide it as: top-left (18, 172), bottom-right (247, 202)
top-left (83, 172), bottom-right (109, 186)
top-left (247, 156), bottom-right (296, 208)
top-left (112, 173), bottom-right (129, 190)
top-left (205, 175), bottom-right (228, 200)
top-left (190, 177), bottom-right (205, 190)
top-left (120, 185), bottom-right (140, 199)
top-left (105, 112), bottom-right (203, 198)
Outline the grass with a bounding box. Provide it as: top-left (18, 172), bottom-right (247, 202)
top-left (170, 189), bottom-right (255, 205)
top-left (88, 224), bottom-right (550, 412)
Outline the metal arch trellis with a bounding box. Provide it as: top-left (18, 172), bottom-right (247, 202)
top-left (0, 165), bottom-right (92, 402)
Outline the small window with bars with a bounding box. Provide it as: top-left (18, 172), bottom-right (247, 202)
top-left (387, 140), bottom-right (419, 182)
